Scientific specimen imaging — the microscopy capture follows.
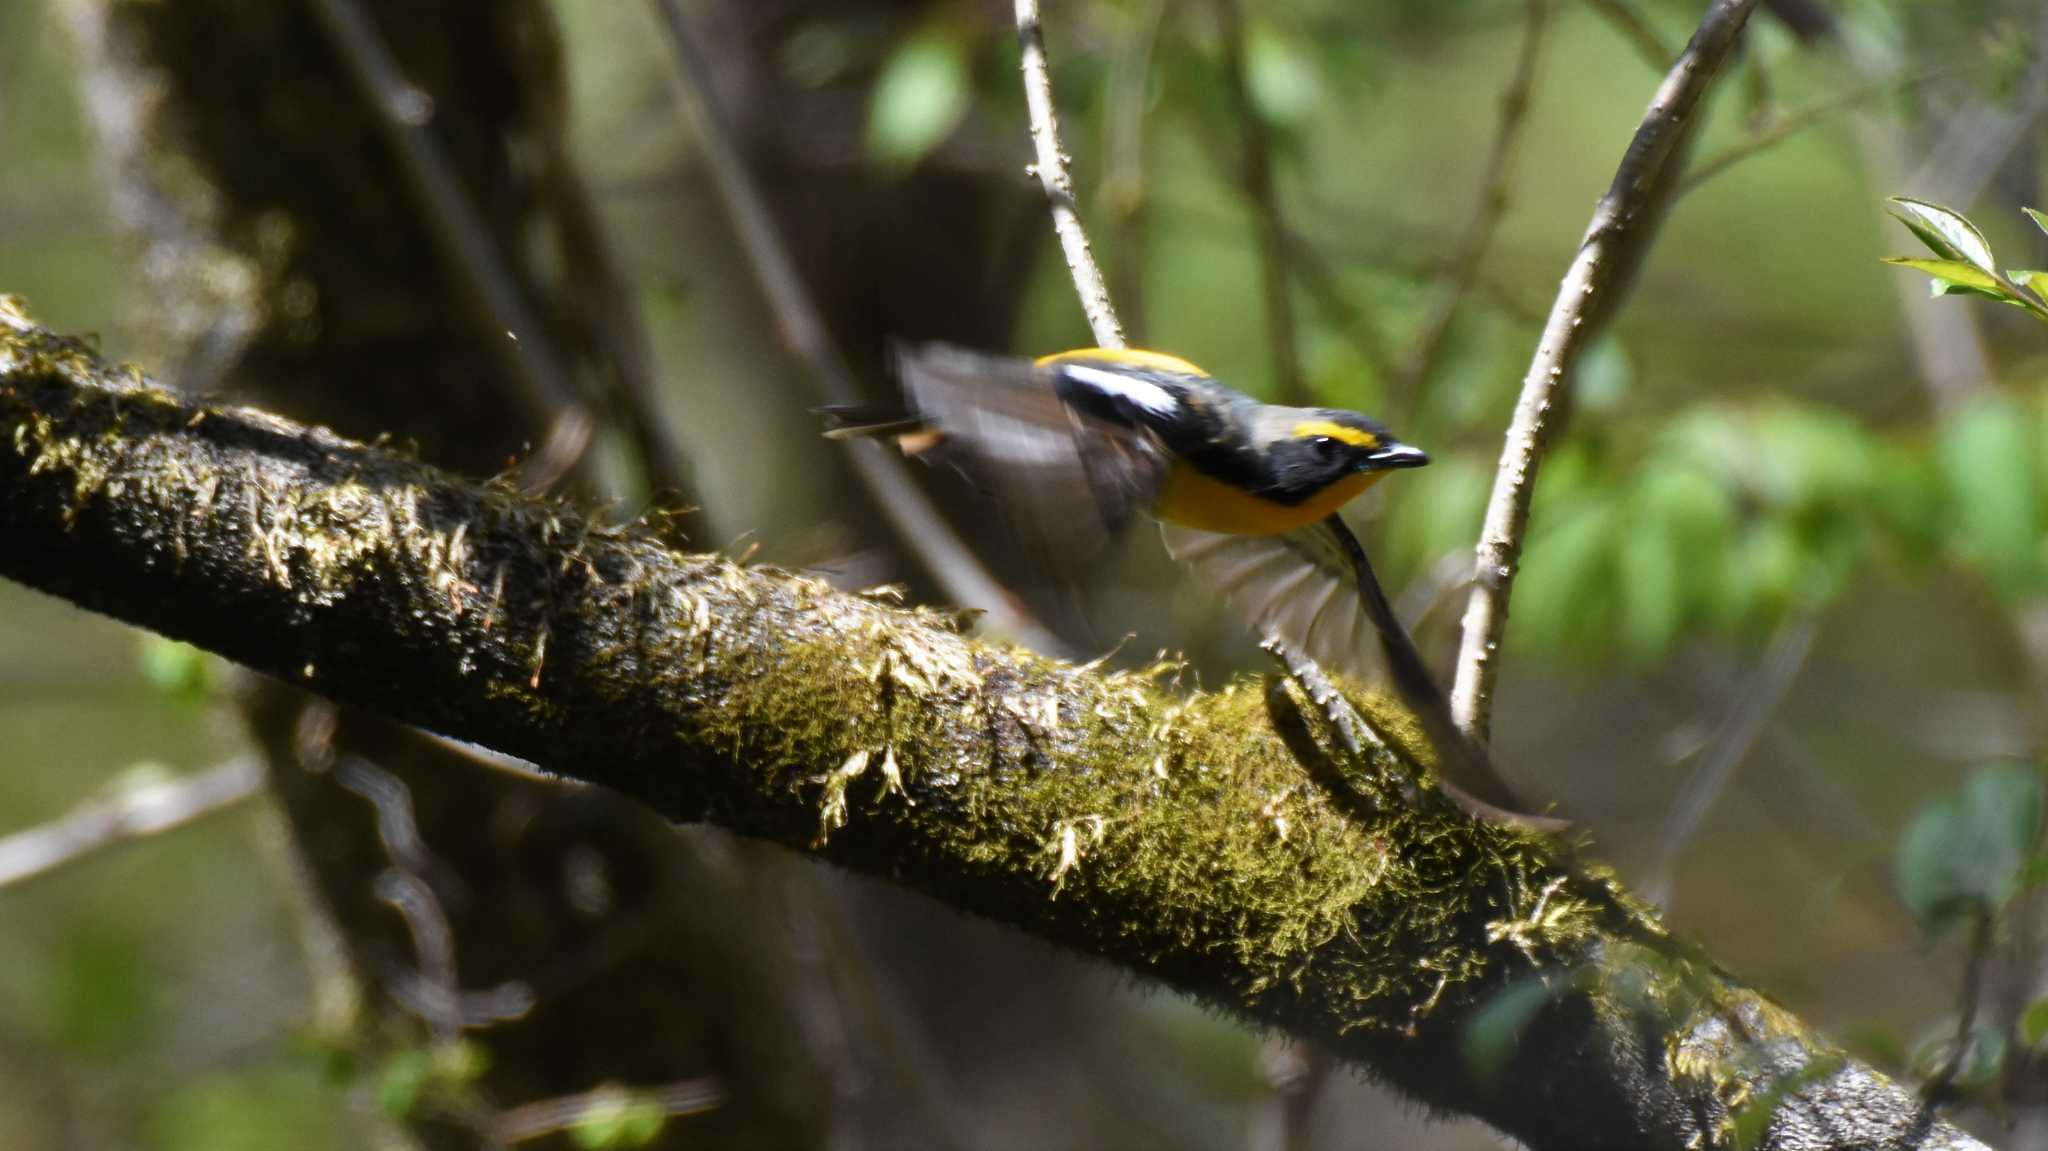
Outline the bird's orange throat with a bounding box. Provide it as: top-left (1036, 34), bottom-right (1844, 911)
top-left (1153, 465), bottom-right (1381, 535)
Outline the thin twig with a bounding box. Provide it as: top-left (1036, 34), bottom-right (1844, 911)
top-left (1924, 908), bottom-right (1995, 1104)
top-left (1677, 62), bottom-right (1970, 199)
top-left (1016, 0), bottom-right (1126, 348)
top-left (1251, 1038), bottom-right (1333, 1151)
top-left (336, 757), bottom-right (535, 1039)
top-left (1643, 616), bottom-right (1817, 908)
top-left (494, 1079), bottom-right (724, 1144)
top-left (1450, 0), bottom-right (1762, 743)
top-left (0, 755), bottom-right (263, 888)
top-left (1394, 0), bottom-right (1551, 423)
top-left (646, 0), bottom-right (1068, 657)
top-left (303, 0), bottom-right (594, 486)
top-left (1213, 0), bottom-right (1307, 405)
top-left (1584, 0), bottom-right (1674, 72)
top-left (1102, 0), bottom-right (1168, 344)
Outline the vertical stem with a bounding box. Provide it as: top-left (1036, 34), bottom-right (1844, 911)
top-left (1016, 0), bottom-right (1127, 349)
top-left (1450, 0), bottom-right (1761, 743)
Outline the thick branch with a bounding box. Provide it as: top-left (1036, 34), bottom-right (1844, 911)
top-left (0, 304), bottom-right (1981, 1151)
top-left (1451, 0), bottom-right (1759, 743)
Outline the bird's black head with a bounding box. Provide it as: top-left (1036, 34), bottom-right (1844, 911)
top-left (1261, 410), bottom-right (1427, 504)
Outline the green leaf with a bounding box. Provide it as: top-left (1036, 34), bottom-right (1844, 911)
top-left (867, 29), bottom-right (971, 173)
top-left (1618, 519), bottom-right (1681, 663)
top-left (1247, 23), bottom-right (1323, 126)
top-left (1515, 501), bottom-right (1620, 656)
top-left (2007, 269), bottom-right (2048, 286)
top-left (1937, 393), bottom-right (2043, 595)
top-left (375, 1048), bottom-right (432, 1119)
top-left (1887, 197), bottom-right (1997, 272)
top-left (2023, 998), bottom-right (2048, 1048)
top-left (139, 635), bottom-right (213, 701)
top-left (2024, 206), bottom-right (2048, 238)
top-left (2022, 854), bottom-right (2048, 891)
top-left (1880, 257), bottom-right (2008, 299)
top-left (148, 1067), bottom-right (343, 1151)
top-left (1895, 762), bottom-right (2045, 936)
top-left (51, 929), bottom-right (156, 1054)
top-left (1576, 336), bottom-right (1632, 414)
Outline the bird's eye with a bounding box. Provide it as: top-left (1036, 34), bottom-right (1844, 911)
top-left (1308, 435), bottom-right (1340, 457)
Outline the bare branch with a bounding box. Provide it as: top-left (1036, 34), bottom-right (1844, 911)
top-left (645, 0), bottom-right (1068, 658)
top-left (1451, 0), bottom-right (1762, 744)
top-left (0, 755), bottom-right (262, 888)
top-left (0, 306), bottom-right (1988, 1150)
top-left (494, 1079), bottom-right (724, 1145)
top-left (1213, 0), bottom-right (1307, 405)
top-left (1584, 0), bottom-right (1674, 72)
top-left (1015, 0), bottom-right (1126, 348)
top-left (1395, 0), bottom-right (1551, 423)
top-left (1677, 62), bottom-right (1969, 200)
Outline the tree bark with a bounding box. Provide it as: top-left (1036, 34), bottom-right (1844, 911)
top-left (0, 305), bottom-right (1986, 1151)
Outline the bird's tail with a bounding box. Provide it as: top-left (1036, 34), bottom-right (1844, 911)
top-left (816, 404), bottom-right (928, 441)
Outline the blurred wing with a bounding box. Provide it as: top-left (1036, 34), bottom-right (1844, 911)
top-left (1168, 518), bottom-right (1563, 828)
top-left (897, 345), bottom-right (1169, 569)
top-left (1160, 521), bottom-right (1383, 681)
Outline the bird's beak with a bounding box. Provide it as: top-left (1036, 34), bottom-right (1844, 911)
top-left (1362, 441), bottom-right (1429, 470)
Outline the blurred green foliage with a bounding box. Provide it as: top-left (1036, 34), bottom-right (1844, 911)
top-left (146, 1065), bottom-right (346, 1151)
top-left (867, 24), bottom-right (972, 172)
top-left (49, 928), bottom-right (155, 1055)
top-left (1400, 380), bottom-right (2048, 664)
top-left (1894, 761), bottom-right (2043, 937)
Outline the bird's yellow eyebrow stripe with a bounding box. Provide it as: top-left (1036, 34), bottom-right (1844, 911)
top-left (1291, 419), bottom-right (1378, 447)
top-left (1036, 347), bottom-right (1209, 376)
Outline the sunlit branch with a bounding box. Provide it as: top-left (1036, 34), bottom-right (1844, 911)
top-left (495, 1080), bottom-right (725, 1145)
top-left (1015, 0), bottom-right (1127, 348)
top-left (0, 755), bottom-right (263, 888)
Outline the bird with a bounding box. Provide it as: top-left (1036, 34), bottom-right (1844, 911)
top-left (822, 344), bottom-right (1553, 828)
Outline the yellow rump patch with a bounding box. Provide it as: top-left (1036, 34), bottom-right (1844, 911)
top-left (1036, 347), bottom-right (1209, 377)
top-left (1290, 419), bottom-right (1379, 449)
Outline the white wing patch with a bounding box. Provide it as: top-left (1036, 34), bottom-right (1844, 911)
top-left (1059, 364), bottom-right (1181, 418)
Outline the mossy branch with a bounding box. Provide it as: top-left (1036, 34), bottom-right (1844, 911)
top-left (0, 303), bottom-right (1981, 1151)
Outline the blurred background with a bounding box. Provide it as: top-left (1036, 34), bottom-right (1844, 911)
top-left (2, 0), bottom-right (2046, 1147)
